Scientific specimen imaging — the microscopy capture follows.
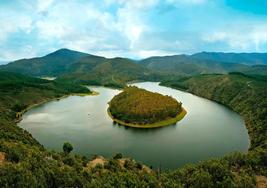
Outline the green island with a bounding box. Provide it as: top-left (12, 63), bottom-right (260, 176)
top-left (108, 86), bottom-right (186, 128)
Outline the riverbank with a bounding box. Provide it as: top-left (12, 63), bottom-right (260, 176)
top-left (15, 91), bottom-right (99, 123)
top-left (160, 74), bottom-right (267, 151)
top-left (159, 82), bottom-right (252, 150)
top-left (107, 107), bottom-right (187, 128)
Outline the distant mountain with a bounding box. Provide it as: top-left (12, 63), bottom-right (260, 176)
top-left (57, 55), bottom-right (150, 87)
top-left (0, 49), bottom-right (89, 76)
top-left (138, 55), bottom-right (225, 75)
top-left (138, 54), bottom-right (267, 76)
top-left (0, 49), bottom-right (150, 87)
top-left (1, 49), bottom-right (267, 86)
top-left (191, 52), bottom-right (267, 65)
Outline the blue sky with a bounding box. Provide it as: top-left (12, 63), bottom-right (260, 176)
top-left (1, 0), bottom-right (267, 61)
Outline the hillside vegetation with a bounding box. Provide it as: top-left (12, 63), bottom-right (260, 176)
top-left (0, 72), bottom-right (266, 187)
top-left (0, 49), bottom-right (88, 76)
top-left (192, 52), bottom-right (267, 65)
top-left (161, 73), bottom-right (267, 150)
top-left (57, 57), bottom-right (150, 88)
top-left (139, 55), bottom-right (267, 76)
top-left (1, 49), bottom-right (267, 89)
top-left (0, 49), bottom-right (151, 88)
top-left (0, 72), bottom-right (91, 145)
top-left (108, 87), bottom-right (183, 126)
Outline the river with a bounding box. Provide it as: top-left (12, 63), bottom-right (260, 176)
top-left (18, 82), bottom-right (249, 169)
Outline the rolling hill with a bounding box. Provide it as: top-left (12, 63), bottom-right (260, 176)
top-left (1, 49), bottom-right (267, 87)
top-left (56, 56), bottom-right (150, 87)
top-left (0, 49), bottom-right (89, 76)
top-left (0, 49), bottom-right (150, 87)
top-left (138, 54), bottom-right (267, 76)
top-left (191, 52), bottom-right (267, 65)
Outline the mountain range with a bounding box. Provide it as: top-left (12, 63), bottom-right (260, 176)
top-left (1, 49), bottom-right (267, 87)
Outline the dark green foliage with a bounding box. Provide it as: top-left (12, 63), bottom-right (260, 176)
top-left (63, 142), bottom-right (73, 154)
top-left (113, 153), bottom-right (123, 159)
top-left (11, 103), bottom-right (28, 112)
top-left (136, 162), bottom-right (143, 170)
top-left (104, 159), bottom-right (121, 172)
top-left (123, 159), bottom-right (135, 170)
top-left (109, 86), bottom-right (182, 124)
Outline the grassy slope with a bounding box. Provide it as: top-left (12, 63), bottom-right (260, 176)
top-left (0, 72), bottom-right (266, 187)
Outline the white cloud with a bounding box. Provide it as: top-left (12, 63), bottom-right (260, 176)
top-left (167, 0), bottom-right (208, 5)
top-left (0, 45), bottom-right (37, 61)
top-left (37, 0), bottom-right (54, 12)
top-left (0, 10), bottom-right (32, 42)
top-left (202, 26), bottom-right (267, 51)
top-left (1, 0), bottom-right (267, 61)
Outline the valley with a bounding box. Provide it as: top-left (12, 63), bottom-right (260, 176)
top-left (0, 50), bottom-right (266, 187)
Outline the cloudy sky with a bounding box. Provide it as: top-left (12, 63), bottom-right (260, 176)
top-left (1, 0), bottom-right (267, 61)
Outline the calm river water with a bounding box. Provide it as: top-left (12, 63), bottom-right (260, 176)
top-left (18, 82), bottom-right (249, 169)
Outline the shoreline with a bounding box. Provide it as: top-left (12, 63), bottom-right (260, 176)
top-left (159, 83), bottom-right (251, 151)
top-left (107, 107), bottom-right (187, 129)
top-left (15, 91), bottom-right (99, 123)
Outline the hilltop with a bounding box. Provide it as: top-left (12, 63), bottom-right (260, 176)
top-left (1, 49), bottom-right (267, 89)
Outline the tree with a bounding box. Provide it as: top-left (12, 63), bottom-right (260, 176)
top-left (113, 153), bottom-right (123, 159)
top-left (63, 142), bottom-right (73, 154)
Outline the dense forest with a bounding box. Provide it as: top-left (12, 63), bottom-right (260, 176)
top-left (0, 71), bottom-right (266, 187)
top-left (109, 86), bottom-right (182, 125)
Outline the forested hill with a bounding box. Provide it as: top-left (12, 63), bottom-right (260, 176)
top-left (0, 49), bottom-right (89, 76)
top-left (1, 49), bottom-right (267, 88)
top-left (138, 54), bottom-right (267, 76)
top-left (0, 49), bottom-right (150, 88)
top-left (191, 52), bottom-right (267, 65)
top-left (56, 56), bottom-right (150, 88)
top-left (161, 73), bottom-right (267, 149)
